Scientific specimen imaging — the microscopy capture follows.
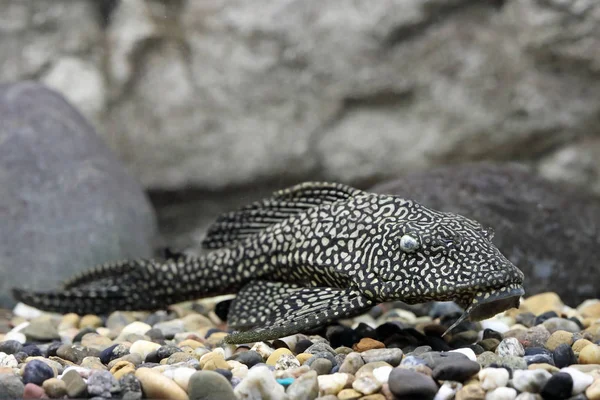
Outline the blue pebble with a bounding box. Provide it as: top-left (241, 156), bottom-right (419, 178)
top-left (23, 359), bottom-right (54, 385)
top-left (276, 378), bottom-right (294, 387)
top-left (331, 365), bottom-right (340, 373)
top-left (100, 344), bottom-right (119, 365)
top-left (21, 345), bottom-right (42, 357)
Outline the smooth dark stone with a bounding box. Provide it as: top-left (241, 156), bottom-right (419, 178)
top-left (420, 351), bottom-right (467, 370)
top-left (306, 352), bottom-right (337, 368)
top-left (227, 350), bottom-right (263, 368)
top-left (388, 368), bottom-right (438, 400)
top-left (370, 162), bottom-right (600, 305)
top-left (478, 338), bottom-right (500, 352)
top-left (272, 340), bottom-right (290, 350)
top-left (483, 329), bottom-right (504, 341)
top-left (87, 370), bottom-right (120, 398)
top-left (21, 345), bottom-right (42, 357)
top-left (155, 345), bottom-right (182, 361)
top-left (326, 325), bottom-right (357, 349)
top-left (432, 358), bottom-right (481, 382)
top-left (383, 329), bottom-right (425, 349)
top-left (0, 374), bottom-right (25, 399)
top-left (466, 344), bottom-right (485, 355)
top-left (541, 372), bottom-right (573, 400)
top-left (449, 330), bottom-right (479, 348)
top-left (375, 322), bottom-right (405, 341)
top-left (525, 347), bottom-right (552, 356)
top-left (423, 335), bottom-right (452, 352)
top-left (99, 344), bottom-right (120, 365)
top-left (516, 312), bottom-right (537, 328)
top-left (119, 374), bottom-right (142, 400)
top-left (188, 371), bottom-right (236, 400)
top-left (0, 340), bottom-right (22, 355)
top-left (144, 350), bottom-right (161, 364)
top-left (13, 351), bottom-right (28, 363)
top-left (46, 341), bottom-right (62, 357)
top-left (73, 328), bottom-right (97, 343)
top-left (429, 302), bottom-right (463, 319)
top-left (294, 339), bottom-right (314, 354)
top-left (354, 323), bottom-right (378, 340)
top-left (535, 311), bottom-right (559, 326)
top-left (553, 343), bottom-right (577, 368)
top-left (23, 359), bottom-right (54, 385)
top-left (525, 354), bottom-right (554, 366)
top-left (214, 369), bottom-right (233, 381)
top-left (145, 328), bottom-right (165, 342)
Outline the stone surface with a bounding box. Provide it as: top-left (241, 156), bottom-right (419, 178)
top-left (0, 82), bottom-right (156, 307)
top-left (388, 368), bottom-right (438, 399)
top-left (188, 370), bottom-right (236, 400)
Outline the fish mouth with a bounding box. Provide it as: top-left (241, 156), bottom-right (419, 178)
top-left (442, 283), bottom-right (524, 336)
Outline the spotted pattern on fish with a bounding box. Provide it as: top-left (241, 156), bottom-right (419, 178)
top-left (12, 182), bottom-right (525, 343)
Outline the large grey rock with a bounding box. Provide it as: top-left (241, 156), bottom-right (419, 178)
top-left (0, 82), bottom-right (157, 308)
top-left (370, 162), bottom-right (600, 306)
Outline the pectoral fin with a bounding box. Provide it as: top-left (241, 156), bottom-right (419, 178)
top-left (224, 287), bottom-right (374, 344)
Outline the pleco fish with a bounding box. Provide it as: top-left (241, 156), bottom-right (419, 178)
top-left (13, 182), bottom-right (525, 343)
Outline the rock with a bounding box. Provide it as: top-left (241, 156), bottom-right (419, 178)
top-left (435, 381), bottom-right (462, 400)
top-left (542, 318), bottom-right (581, 334)
top-left (450, 348), bottom-right (477, 362)
top-left (388, 368), bottom-right (438, 400)
top-left (455, 383), bottom-right (485, 400)
top-left (21, 316), bottom-right (60, 341)
top-left (200, 351), bottom-right (230, 371)
top-left (540, 372), bottom-right (573, 400)
top-left (286, 370), bottom-right (318, 400)
top-left (23, 359), bottom-right (55, 385)
top-left (310, 358), bottom-right (333, 376)
top-left (119, 373), bottom-right (143, 400)
top-left (587, 378), bottom-right (600, 400)
top-left (61, 369), bottom-right (88, 398)
top-left (496, 338), bottom-right (524, 357)
top-left (162, 367), bottom-right (198, 392)
top-left (188, 370), bottom-right (235, 400)
top-left (512, 369), bottom-right (551, 393)
top-left (22, 383), bottom-right (45, 399)
top-left (234, 365), bottom-right (287, 399)
top-left (514, 394), bottom-right (542, 400)
top-left (580, 345), bottom-right (600, 364)
top-left (0, 374), bottom-right (25, 399)
top-left (0, 82), bottom-right (156, 308)
top-left (228, 350), bottom-right (263, 368)
top-left (579, 301), bottom-right (600, 318)
top-left (352, 375), bottom-right (381, 395)
top-left (339, 352), bottom-right (364, 375)
top-left (79, 315), bottom-right (103, 329)
top-left (478, 368), bottom-right (509, 391)
top-left (553, 344), bottom-right (577, 369)
top-left (129, 340), bottom-right (161, 359)
top-left (518, 326), bottom-right (551, 349)
top-left (0, 340), bottom-right (22, 355)
top-left (572, 339), bottom-right (594, 353)
top-left (486, 387), bottom-right (517, 400)
top-left (372, 365), bottom-right (393, 384)
top-left (360, 348), bottom-right (403, 366)
top-left (317, 372), bottom-right (351, 396)
top-left (87, 370), bottom-right (120, 398)
top-left (559, 367), bottom-right (594, 395)
top-left (546, 331), bottom-right (574, 351)
top-left (337, 388), bottom-right (362, 400)
top-left (432, 358), bottom-right (480, 382)
top-left (0, 352), bottom-right (17, 368)
top-left (120, 321), bottom-right (152, 337)
top-left (251, 342), bottom-right (275, 360)
top-left (153, 319), bottom-right (186, 337)
top-left (110, 360), bottom-right (136, 380)
top-left (352, 338), bottom-right (385, 352)
top-left (135, 367), bottom-right (188, 400)
top-left (266, 348), bottom-right (294, 366)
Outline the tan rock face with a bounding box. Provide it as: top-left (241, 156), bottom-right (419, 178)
top-left (135, 367), bottom-right (189, 400)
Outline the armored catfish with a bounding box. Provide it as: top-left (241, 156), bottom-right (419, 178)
top-left (13, 182), bottom-right (525, 343)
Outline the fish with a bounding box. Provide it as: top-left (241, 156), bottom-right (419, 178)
top-left (12, 182), bottom-right (525, 344)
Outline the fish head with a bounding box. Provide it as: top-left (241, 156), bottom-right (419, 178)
top-left (377, 199), bottom-right (524, 323)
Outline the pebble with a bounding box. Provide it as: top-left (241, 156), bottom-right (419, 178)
top-left (187, 370), bottom-right (236, 400)
top-left (0, 373), bottom-right (25, 398)
top-left (79, 314), bottom-right (103, 329)
top-left (339, 352), bottom-right (365, 374)
top-left (579, 344), bottom-right (600, 364)
top-left (372, 365), bottom-right (392, 384)
top-left (553, 343), bottom-right (577, 368)
top-left (432, 358), bottom-right (480, 382)
top-left (234, 365), bottom-right (287, 399)
top-left (317, 372), bottom-right (351, 396)
top-left (455, 383), bottom-right (485, 400)
top-left (434, 381), bottom-right (462, 400)
top-left (200, 351), bottom-right (230, 371)
top-left (110, 360), bottom-right (136, 380)
top-left (486, 387), bottom-right (517, 400)
top-left (540, 372), bottom-right (573, 399)
top-left (514, 394), bottom-right (541, 400)
top-left (496, 338), bottom-right (524, 357)
top-left (119, 373), bottom-right (143, 400)
top-left (0, 340), bottom-right (22, 355)
top-left (61, 369), bottom-right (88, 398)
top-left (511, 369), bottom-right (551, 393)
top-left (586, 378), bottom-right (600, 400)
top-left (266, 347), bottom-right (293, 366)
top-left (21, 316), bottom-right (60, 341)
top-left (388, 368), bottom-right (438, 399)
top-left (338, 388), bottom-right (362, 399)
top-left (352, 338), bottom-right (385, 352)
top-left (22, 383), bottom-right (46, 398)
top-left (87, 370), bottom-right (120, 397)
top-left (451, 348), bottom-right (477, 362)
top-left (572, 339), bottom-right (594, 353)
top-left (251, 342), bottom-right (275, 360)
top-left (546, 330), bottom-right (574, 351)
top-left (135, 367), bottom-right (188, 400)
top-left (129, 340), bottom-right (161, 359)
top-left (23, 359), bottom-right (55, 385)
top-left (543, 318), bottom-right (581, 334)
top-left (310, 358), bottom-right (333, 375)
top-left (287, 370), bottom-right (318, 400)
top-left (352, 375), bottom-right (381, 395)
top-left (522, 292), bottom-right (563, 315)
top-left (560, 367), bottom-right (594, 395)
top-left (479, 368), bottom-right (509, 390)
top-left (229, 350), bottom-right (263, 368)
top-left (0, 352), bottom-right (17, 368)
top-left (360, 348), bottom-right (403, 366)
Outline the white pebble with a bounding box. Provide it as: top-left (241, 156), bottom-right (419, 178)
top-left (479, 367), bottom-right (509, 390)
top-left (275, 354), bottom-right (300, 370)
top-left (228, 360), bottom-right (248, 379)
top-left (317, 373), bottom-right (351, 396)
top-left (480, 319), bottom-right (511, 334)
top-left (120, 321), bottom-right (152, 336)
top-left (129, 340), bottom-right (161, 359)
top-left (162, 367), bottom-right (196, 391)
top-left (373, 366), bottom-right (392, 384)
top-left (352, 375), bottom-right (381, 395)
top-left (515, 393), bottom-right (542, 400)
top-left (450, 348), bottom-right (477, 361)
top-left (0, 352), bottom-right (17, 368)
top-left (434, 381), bottom-right (462, 400)
top-left (12, 303), bottom-right (42, 319)
top-left (234, 365), bottom-right (286, 400)
top-left (560, 367), bottom-right (594, 395)
top-left (59, 366), bottom-right (94, 379)
top-left (512, 369), bottom-right (551, 393)
top-left (3, 331), bottom-right (26, 344)
top-left (485, 387), bottom-right (517, 400)
top-left (496, 338), bottom-right (524, 357)
top-left (250, 342), bottom-right (274, 360)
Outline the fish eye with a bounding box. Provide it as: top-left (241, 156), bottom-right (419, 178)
top-left (399, 234), bottom-right (420, 252)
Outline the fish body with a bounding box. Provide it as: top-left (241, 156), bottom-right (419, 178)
top-left (13, 182), bottom-right (524, 343)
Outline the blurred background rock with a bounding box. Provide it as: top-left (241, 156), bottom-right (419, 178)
top-left (1, 0), bottom-right (599, 290)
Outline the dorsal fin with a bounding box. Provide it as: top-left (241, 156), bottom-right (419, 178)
top-left (201, 182), bottom-right (362, 249)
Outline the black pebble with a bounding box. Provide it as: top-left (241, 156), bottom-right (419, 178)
top-left (272, 340), bottom-right (290, 350)
top-left (145, 350), bottom-right (161, 364)
top-left (0, 340), bottom-right (22, 355)
top-left (13, 351), bottom-right (28, 363)
top-left (46, 341), bottom-right (62, 357)
top-left (432, 358), bottom-right (481, 382)
top-left (383, 329), bottom-right (424, 349)
top-left (214, 368), bottom-right (233, 381)
top-left (483, 329), bottom-right (503, 341)
top-left (227, 350), bottom-right (263, 368)
top-left (294, 340), bottom-right (314, 354)
top-left (354, 323), bottom-right (378, 340)
top-left (465, 344), bottom-right (485, 355)
top-left (534, 311), bottom-right (559, 326)
top-left (424, 335), bottom-right (452, 352)
top-left (376, 322), bottom-right (404, 341)
top-left (326, 325), bottom-right (357, 349)
top-left (205, 328), bottom-right (225, 339)
top-left (23, 359), bottom-right (54, 385)
top-left (524, 353), bottom-right (554, 366)
top-left (541, 372), bottom-right (573, 400)
top-left (568, 317), bottom-right (584, 330)
top-left (515, 312), bottom-right (537, 328)
top-left (553, 343), bottom-right (577, 368)
top-left (525, 347), bottom-right (552, 356)
top-left (73, 327), bottom-right (96, 343)
top-left (100, 344), bottom-right (120, 365)
top-left (145, 328), bottom-right (165, 342)
top-left (214, 299), bottom-right (232, 322)
top-left (388, 368), bottom-right (438, 400)
top-left (156, 345), bottom-right (182, 361)
top-left (21, 345), bottom-right (42, 357)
